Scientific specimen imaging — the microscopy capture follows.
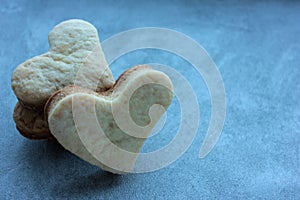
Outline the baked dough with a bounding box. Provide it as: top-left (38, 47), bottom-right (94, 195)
top-left (11, 19), bottom-right (114, 139)
top-left (13, 102), bottom-right (52, 140)
top-left (46, 65), bottom-right (174, 173)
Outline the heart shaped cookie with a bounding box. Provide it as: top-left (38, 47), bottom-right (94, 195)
top-left (11, 19), bottom-right (114, 139)
top-left (45, 65), bottom-right (174, 174)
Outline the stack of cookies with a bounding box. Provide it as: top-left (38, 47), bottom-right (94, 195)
top-left (11, 19), bottom-right (173, 174)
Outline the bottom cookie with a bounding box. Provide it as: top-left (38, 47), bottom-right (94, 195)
top-left (13, 102), bottom-right (53, 140)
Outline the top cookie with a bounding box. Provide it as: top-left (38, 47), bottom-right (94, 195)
top-left (11, 19), bottom-right (114, 109)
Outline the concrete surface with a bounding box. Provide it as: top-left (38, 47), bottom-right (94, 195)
top-left (0, 0), bottom-right (299, 199)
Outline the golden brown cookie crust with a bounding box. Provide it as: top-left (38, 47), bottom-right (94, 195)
top-left (13, 102), bottom-right (53, 140)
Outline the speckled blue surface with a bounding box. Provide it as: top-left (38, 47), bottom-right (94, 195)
top-left (0, 0), bottom-right (299, 199)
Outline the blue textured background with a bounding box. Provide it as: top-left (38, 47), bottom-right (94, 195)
top-left (0, 0), bottom-right (299, 199)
